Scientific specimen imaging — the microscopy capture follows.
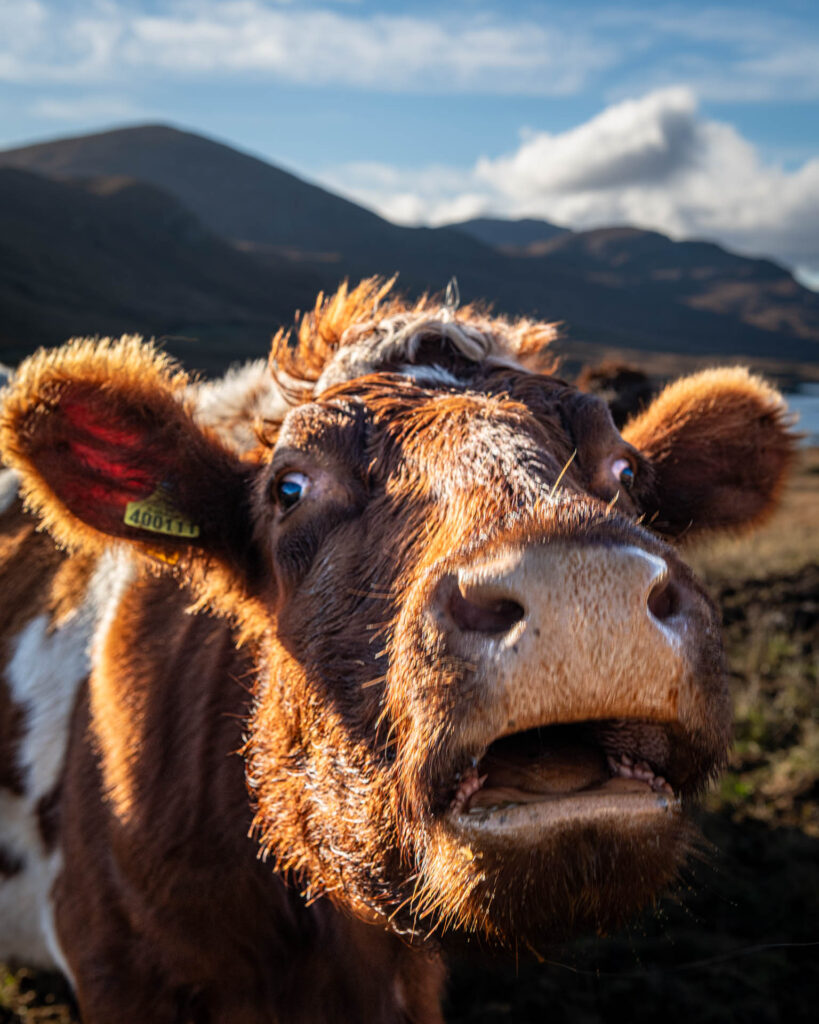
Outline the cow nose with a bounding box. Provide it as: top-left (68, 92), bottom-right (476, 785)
top-left (432, 541), bottom-right (708, 730)
top-left (448, 577), bottom-right (526, 636)
top-left (437, 543), bottom-right (691, 649)
top-left (432, 550), bottom-right (529, 639)
top-left (646, 568), bottom-right (682, 624)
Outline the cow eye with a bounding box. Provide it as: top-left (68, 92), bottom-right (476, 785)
top-left (274, 471), bottom-right (309, 511)
top-left (612, 458), bottom-right (636, 490)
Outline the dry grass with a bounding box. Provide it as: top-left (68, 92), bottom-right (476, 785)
top-left (0, 968), bottom-right (75, 1024)
top-left (689, 449), bottom-right (819, 838)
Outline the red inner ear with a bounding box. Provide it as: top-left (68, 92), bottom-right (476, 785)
top-left (65, 440), bottom-right (155, 493)
top-left (61, 398), bottom-right (148, 448)
top-left (5, 344), bottom-right (261, 580)
top-left (33, 387), bottom-right (177, 537)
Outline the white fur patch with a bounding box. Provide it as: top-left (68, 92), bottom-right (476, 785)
top-left (88, 550), bottom-right (135, 667)
top-left (193, 360), bottom-right (290, 453)
top-left (315, 312), bottom-right (529, 394)
top-left (190, 316), bottom-right (532, 452)
top-left (39, 850), bottom-right (75, 985)
top-left (397, 364), bottom-right (465, 389)
top-left (0, 798), bottom-right (72, 977)
top-left (0, 550), bottom-right (133, 974)
top-left (11, 615), bottom-right (90, 801)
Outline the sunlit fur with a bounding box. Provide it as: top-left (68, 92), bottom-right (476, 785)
top-left (245, 376), bottom-right (731, 946)
top-left (268, 277), bottom-right (559, 397)
top-left (0, 281), bottom-right (799, 1021)
top-left (623, 367), bottom-right (797, 536)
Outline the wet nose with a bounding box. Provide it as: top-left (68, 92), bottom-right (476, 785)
top-left (438, 543), bottom-right (688, 645)
top-left (446, 566), bottom-right (527, 635)
top-left (430, 540), bottom-right (711, 745)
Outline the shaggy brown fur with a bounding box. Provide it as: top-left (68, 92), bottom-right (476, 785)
top-left (623, 367), bottom-right (796, 536)
top-left (269, 278), bottom-right (559, 395)
top-left (0, 280), bottom-right (798, 1022)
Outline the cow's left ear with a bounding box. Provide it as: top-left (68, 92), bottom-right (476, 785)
top-left (0, 338), bottom-right (262, 596)
top-left (622, 367), bottom-right (798, 538)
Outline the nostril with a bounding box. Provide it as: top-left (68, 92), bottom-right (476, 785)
top-left (448, 584), bottom-right (525, 635)
top-left (647, 576), bottom-right (679, 622)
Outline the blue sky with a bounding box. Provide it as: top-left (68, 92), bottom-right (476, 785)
top-left (1, 0), bottom-right (818, 284)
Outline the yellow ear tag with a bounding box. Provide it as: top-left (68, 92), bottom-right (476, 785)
top-left (124, 485), bottom-right (200, 539)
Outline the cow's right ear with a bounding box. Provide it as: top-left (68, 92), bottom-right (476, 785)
top-left (0, 338), bottom-right (263, 600)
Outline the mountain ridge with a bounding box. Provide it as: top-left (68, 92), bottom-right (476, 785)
top-left (449, 216), bottom-right (570, 250)
top-left (1, 124), bottom-right (817, 376)
top-left (0, 166), bottom-right (323, 371)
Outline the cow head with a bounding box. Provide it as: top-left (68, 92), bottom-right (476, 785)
top-left (0, 283), bottom-right (795, 951)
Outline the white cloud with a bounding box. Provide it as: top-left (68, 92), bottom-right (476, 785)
top-left (323, 88), bottom-right (819, 276)
top-left (1, 4), bottom-right (815, 277)
top-left (597, 5), bottom-right (819, 102)
top-left (1, 2), bottom-right (817, 102)
top-left (0, 0), bottom-right (47, 79)
top-left (474, 88), bottom-right (700, 194)
top-left (794, 267), bottom-right (819, 293)
top-left (0, 0), bottom-right (123, 83)
top-left (0, 0), bottom-right (612, 94)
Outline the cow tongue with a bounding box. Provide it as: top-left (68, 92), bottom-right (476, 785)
top-left (468, 741), bottom-right (610, 809)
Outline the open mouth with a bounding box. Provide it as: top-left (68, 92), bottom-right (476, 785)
top-left (448, 720), bottom-right (681, 823)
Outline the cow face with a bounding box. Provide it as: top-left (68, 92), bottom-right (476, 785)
top-left (246, 367), bottom-right (775, 945)
top-left (0, 335), bottom-right (794, 951)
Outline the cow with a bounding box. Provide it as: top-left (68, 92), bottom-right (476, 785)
top-left (0, 279), bottom-right (796, 1022)
top-left (576, 360), bottom-right (656, 427)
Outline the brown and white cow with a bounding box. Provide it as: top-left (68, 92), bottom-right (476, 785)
top-left (0, 280), bottom-right (796, 1022)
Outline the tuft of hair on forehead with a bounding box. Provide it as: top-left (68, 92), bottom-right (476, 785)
top-left (268, 277), bottom-right (560, 400)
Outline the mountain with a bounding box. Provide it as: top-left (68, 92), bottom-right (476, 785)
top-left (496, 227), bottom-right (819, 365)
top-left (0, 124), bottom-right (496, 288)
top-left (0, 168), bottom-right (322, 371)
top-left (520, 227), bottom-right (819, 341)
top-left (450, 217), bottom-right (569, 250)
top-left (1, 124), bottom-right (817, 378)
top-left (0, 124), bottom-right (384, 253)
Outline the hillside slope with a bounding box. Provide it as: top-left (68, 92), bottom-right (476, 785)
top-left (450, 216), bottom-right (569, 250)
top-left (0, 168), bottom-right (322, 370)
top-left (1, 125), bottom-right (817, 374)
top-left (529, 227), bottom-right (819, 342)
top-left (0, 124), bottom-right (494, 287)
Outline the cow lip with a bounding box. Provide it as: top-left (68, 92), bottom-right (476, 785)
top-left (446, 720), bottom-right (680, 825)
top-left (446, 783), bottom-right (682, 839)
